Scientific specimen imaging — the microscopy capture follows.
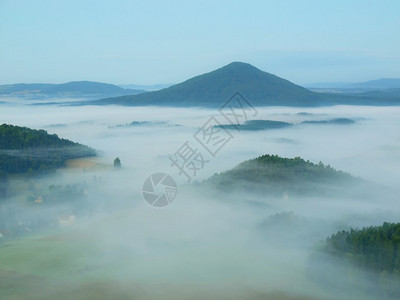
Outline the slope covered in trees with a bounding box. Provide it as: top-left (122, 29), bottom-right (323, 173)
top-left (205, 154), bottom-right (358, 195)
top-left (215, 120), bottom-right (293, 130)
top-left (92, 62), bottom-right (322, 106)
top-left (325, 222), bottom-right (400, 274)
top-left (91, 62), bottom-right (400, 107)
top-left (0, 124), bottom-right (96, 175)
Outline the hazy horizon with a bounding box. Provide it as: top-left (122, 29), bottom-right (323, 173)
top-left (1, 65), bottom-right (400, 88)
top-left (1, 1), bottom-right (400, 85)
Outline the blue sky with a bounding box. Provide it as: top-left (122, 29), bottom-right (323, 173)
top-left (0, 0), bottom-right (399, 85)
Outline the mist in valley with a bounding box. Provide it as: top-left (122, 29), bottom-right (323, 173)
top-left (1, 100), bottom-right (400, 299)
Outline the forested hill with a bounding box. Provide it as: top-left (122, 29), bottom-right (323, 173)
top-left (92, 62), bottom-right (321, 107)
top-left (0, 124), bottom-right (96, 174)
top-left (91, 62), bottom-right (400, 107)
top-left (205, 154), bottom-right (358, 194)
top-left (325, 222), bottom-right (400, 274)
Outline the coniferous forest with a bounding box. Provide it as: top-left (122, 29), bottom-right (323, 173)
top-left (326, 222), bottom-right (400, 274)
top-left (0, 123), bottom-right (96, 175)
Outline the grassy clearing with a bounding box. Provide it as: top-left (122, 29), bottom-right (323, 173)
top-left (0, 231), bottom-right (129, 299)
top-left (1, 232), bottom-right (95, 276)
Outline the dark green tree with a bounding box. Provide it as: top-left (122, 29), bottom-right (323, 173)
top-left (113, 157), bottom-right (121, 168)
top-left (0, 170), bottom-right (8, 201)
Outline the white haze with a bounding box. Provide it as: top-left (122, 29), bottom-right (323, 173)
top-left (1, 100), bottom-right (400, 299)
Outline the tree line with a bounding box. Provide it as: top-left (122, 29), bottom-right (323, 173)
top-left (326, 222), bottom-right (400, 274)
top-left (0, 123), bottom-right (96, 175)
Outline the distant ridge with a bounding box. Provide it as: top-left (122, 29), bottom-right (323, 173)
top-left (43, 81), bottom-right (130, 94)
top-left (0, 81), bottom-right (145, 98)
top-left (119, 83), bottom-right (172, 91)
top-left (305, 78), bottom-right (400, 90)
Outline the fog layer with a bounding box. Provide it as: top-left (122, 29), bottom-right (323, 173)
top-left (1, 101), bottom-right (399, 299)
